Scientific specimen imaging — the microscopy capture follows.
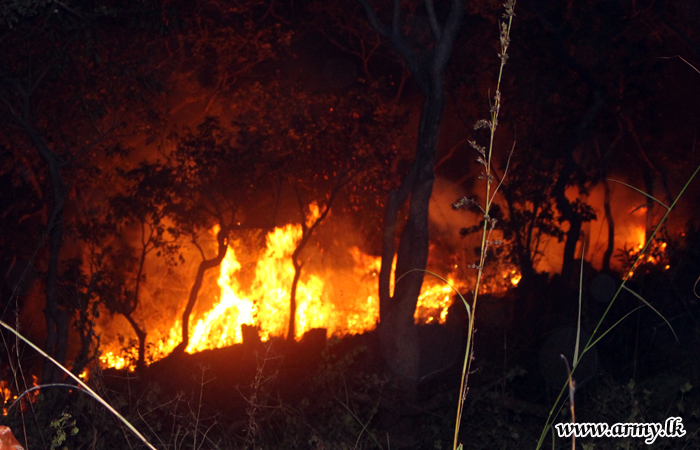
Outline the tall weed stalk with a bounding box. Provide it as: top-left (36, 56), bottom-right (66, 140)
top-left (451, 2), bottom-right (516, 449)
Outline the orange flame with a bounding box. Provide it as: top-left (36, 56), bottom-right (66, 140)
top-left (509, 270), bottom-right (522, 286)
top-left (621, 225), bottom-right (672, 278)
top-left (99, 205), bottom-right (479, 369)
top-left (415, 280), bottom-right (454, 324)
top-left (1, 380), bottom-right (12, 416)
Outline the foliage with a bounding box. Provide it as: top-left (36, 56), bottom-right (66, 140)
top-left (244, 337), bottom-right (386, 449)
top-left (0, 0), bottom-right (294, 377)
top-left (0, 0), bottom-right (170, 380)
top-left (0, 0), bottom-right (48, 25)
top-left (457, 155), bottom-right (566, 280)
top-left (50, 412), bottom-right (79, 450)
top-left (139, 116), bottom-right (279, 236)
top-left (232, 78), bottom-right (404, 205)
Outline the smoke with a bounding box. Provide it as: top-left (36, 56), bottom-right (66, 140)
top-left (429, 177), bottom-right (474, 248)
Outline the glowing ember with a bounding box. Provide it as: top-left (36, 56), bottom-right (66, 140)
top-left (415, 279), bottom-right (455, 324)
top-left (619, 225), bottom-right (672, 278)
top-left (100, 351), bottom-right (132, 371)
top-left (509, 270), bottom-right (522, 286)
top-left (1, 380), bottom-right (11, 416)
top-left (634, 226), bottom-right (646, 250)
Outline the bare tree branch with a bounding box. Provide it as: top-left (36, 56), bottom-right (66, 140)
top-left (357, 0), bottom-right (431, 94)
top-left (425, 0), bottom-right (441, 40)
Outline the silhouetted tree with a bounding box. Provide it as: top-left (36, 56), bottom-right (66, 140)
top-left (357, 0), bottom-right (465, 394)
top-left (230, 78), bottom-right (402, 341)
top-left (0, 2), bottom-right (164, 382)
top-left (101, 169), bottom-right (182, 371)
top-left (136, 117), bottom-right (283, 357)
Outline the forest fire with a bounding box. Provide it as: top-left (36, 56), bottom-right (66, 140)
top-left (4, 1), bottom-right (700, 448)
top-left (1, 376), bottom-right (39, 415)
top-left (97, 214), bottom-right (478, 371)
top-left (97, 208), bottom-right (676, 372)
top-left (93, 192), bottom-right (678, 372)
top-left (618, 225), bottom-right (672, 278)
top-left (1, 381), bottom-right (11, 416)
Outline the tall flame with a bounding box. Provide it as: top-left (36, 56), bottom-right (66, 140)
top-left (167, 202), bottom-right (386, 354)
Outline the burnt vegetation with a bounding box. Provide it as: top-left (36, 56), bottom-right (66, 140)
top-left (1, 1), bottom-right (700, 449)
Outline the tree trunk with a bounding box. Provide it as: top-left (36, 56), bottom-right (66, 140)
top-left (594, 130), bottom-right (621, 273)
top-left (4, 85), bottom-right (73, 383)
top-left (71, 277), bottom-right (99, 378)
top-left (286, 189), bottom-right (338, 342)
top-left (23, 126), bottom-right (70, 384)
top-left (602, 177), bottom-right (615, 272)
top-left (286, 259), bottom-right (303, 342)
top-left (359, 0), bottom-right (464, 396)
top-left (379, 95), bottom-right (444, 392)
top-left (171, 227), bottom-right (228, 356)
top-left (128, 225), bottom-right (151, 371)
top-left (623, 113), bottom-right (674, 229)
top-left (124, 312), bottom-right (147, 371)
top-left (532, 2), bottom-right (604, 288)
top-left (42, 200), bottom-right (70, 384)
top-left (504, 189), bottom-right (538, 288)
top-left (642, 165), bottom-right (655, 243)
top-left (558, 192), bottom-right (583, 287)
